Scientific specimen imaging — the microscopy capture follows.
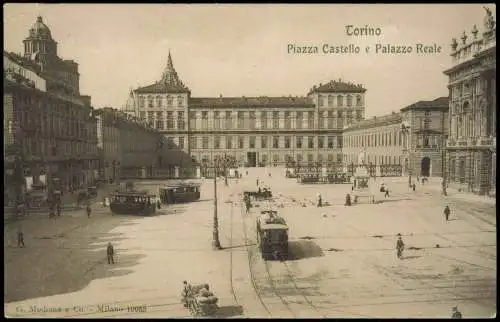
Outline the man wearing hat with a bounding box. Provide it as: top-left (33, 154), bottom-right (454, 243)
top-left (396, 234), bottom-right (404, 259)
top-left (451, 306), bottom-right (462, 319)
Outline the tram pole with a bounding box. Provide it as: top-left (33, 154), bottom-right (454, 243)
top-left (212, 163), bottom-right (222, 250)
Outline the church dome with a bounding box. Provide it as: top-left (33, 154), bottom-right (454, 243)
top-left (28, 16), bottom-right (53, 39)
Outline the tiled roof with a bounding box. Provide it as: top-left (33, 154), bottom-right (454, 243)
top-left (308, 79), bottom-right (366, 94)
top-left (344, 113), bottom-right (402, 132)
top-left (400, 96), bottom-right (449, 111)
top-left (135, 82), bottom-right (190, 94)
top-left (189, 96), bottom-right (315, 107)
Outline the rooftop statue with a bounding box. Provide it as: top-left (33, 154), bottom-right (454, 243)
top-left (484, 7), bottom-right (495, 31)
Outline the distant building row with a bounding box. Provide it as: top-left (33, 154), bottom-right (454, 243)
top-left (3, 17), bottom-right (189, 205)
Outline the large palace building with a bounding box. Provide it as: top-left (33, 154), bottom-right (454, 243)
top-left (443, 8), bottom-right (496, 196)
top-left (124, 52), bottom-right (366, 169)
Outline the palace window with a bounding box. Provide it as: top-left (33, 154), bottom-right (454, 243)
top-left (327, 111), bottom-right (334, 128)
top-left (189, 111), bottom-right (197, 129)
top-left (167, 112), bottom-right (174, 129)
top-left (239, 136), bottom-right (244, 149)
top-left (148, 96), bottom-right (154, 108)
top-left (139, 96), bottom-right (145, 108)
top-left (261, 136), bottom-right (268, 149)
top-left (284, 111), bottom-right (291, 129)
top-left (189, 137), bottom-right (197, 149)
top-left (202, 137), bottom-right (209, 149)
top-left (177, 111), bottom-right (185, 130)
top-left (249, 136), bottom-right (256, 149)
top-left (225, 111), bottom-right (232, 129)
top-left (167, 95), bottom-right (173, 106)
top-left (214, 111), bottom-right (221, 130)
top-left (328, 95), bottom-right (333, 106)
top-left (177, 96), bottom-right (183, 106)
top-left (308, 111), bottom-right (314, 128)
top-left (318, 111), bottom-right (325, 129)
top-left (272, 111), bottom-right (279, 129)
top-left (178, 137), bottom-right (184, 149)
top-left (424, 119), bottom-right (431, 129)
top-left (273, 136), bottom-right (279, 149)
top-left (226, 136), bottom-right (233, 149)
top-left (156, 96), bottom-right (162, 107)
top-left (237, 111), bottom-right (244, 129)
top-left (296, 136), bottom-right (303, 149)
top-left (318, 136), bottom-right (324, 149)
top-left (214, 136), bottom-right (221, 149)
top-left (260, 111), bottom-right (268, 129)
top-left (296, 154), bottom-right (303, 162)
top-left (201, 111), bottom-right (208, 130)
top-left (356, 95), bottom-right (362, 106)
top-left (308, 136), bottom-right (314, 149)
top-left (249, 111), bottom-right (256, 130)
top-left (296, 111), bottom-right (303, 129)
top-left (318, 95), bottom-right (325, 107)
top-left (337, 95), bottom-right (344, 107)
top-left (284, 136), bottom-right (291, 149)
top-left (156, 120), bottom-right (164, 130)
top-left (346, 95), bottom-right (352, 107)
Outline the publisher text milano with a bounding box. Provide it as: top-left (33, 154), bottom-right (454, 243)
top-left (287, 25), bottom-right (442, 55)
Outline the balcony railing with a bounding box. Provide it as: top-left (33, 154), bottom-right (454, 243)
top-left (446, 136), bottom-right (496, 149)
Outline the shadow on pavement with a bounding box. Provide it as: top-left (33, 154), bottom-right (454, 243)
top-left (4, 215), bottom-right (143, 303)
top-left (287, 240), bottom-right (325, 260)
top-left (155, 206), bottom-right (187, 216)
top-left (375, 198), bottom-right (412, 204)
top-left (214, 305), bottom-right (244, 318)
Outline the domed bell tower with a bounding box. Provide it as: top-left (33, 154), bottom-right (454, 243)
top-left (23, 16), bottom-right (58, 68)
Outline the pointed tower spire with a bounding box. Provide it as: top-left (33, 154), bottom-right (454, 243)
top-left (160, 50), bottom-right (183, 88)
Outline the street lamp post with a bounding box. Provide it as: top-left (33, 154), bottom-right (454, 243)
top-left (212, 162), bottom-right (221, 250)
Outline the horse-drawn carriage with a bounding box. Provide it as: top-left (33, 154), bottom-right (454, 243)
top-left (243, 187), bottom-right (272, 201)
top-left (181, 282), bottom-right (219, 317)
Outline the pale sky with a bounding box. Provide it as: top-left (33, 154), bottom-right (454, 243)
top-left (3, 3), bottom-right (495, 117)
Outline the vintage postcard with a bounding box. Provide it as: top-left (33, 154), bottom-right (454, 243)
top-left (3, 3), bottom-right (496, 318)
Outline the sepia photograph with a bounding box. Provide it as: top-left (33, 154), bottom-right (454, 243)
top-left (3, 3), bottom-right (496, 318)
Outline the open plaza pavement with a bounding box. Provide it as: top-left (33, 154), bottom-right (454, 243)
top-left (4, 167), bottom-right (496, 318)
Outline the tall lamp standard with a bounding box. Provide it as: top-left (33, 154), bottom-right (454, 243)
top-left (212, 155), bottom-right (221, 250)
top-left (401, 121), bottom-right (411, 186)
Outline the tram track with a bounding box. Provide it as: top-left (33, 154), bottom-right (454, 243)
top-left (341, 221), bottom-right (496, 310)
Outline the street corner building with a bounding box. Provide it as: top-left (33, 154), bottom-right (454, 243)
top-left (342, 97), bottom-right (449, 178)
top-left (4, 16), bottom-right (99, 205)
top-left (94, 107), bottom-right (191, 182)
top-left (443, 10), bottom-right (496, 196)
top-left (123, 51), bottom-right (368, 173)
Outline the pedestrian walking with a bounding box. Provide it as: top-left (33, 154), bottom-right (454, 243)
top-left (107, 242), bottom-right (115, 264)
top-left (256, 179), bottom-right (259, 186)
top-left (412, 183), bottom-right (416, 192)
top-left (316, 192), bottom-right (322, 207)
top-left (384, 187), bottom-right (390, 198)
top-left (17, 228), bottom-right (25, 248)
top-left (444, 205), bottom-right (451, 221)
top-left (416, 176), bottom-right (420, 184)
top-left (451, 306), bottom-right (462, 319)
top-left (345, 193), bottom-right (352, 206)
top-left (396, 234), bottom-right (404, 259)
top-left (86, 203), bottom-right (92, 218)
top-left (56, 203), bottom-right (61, 216)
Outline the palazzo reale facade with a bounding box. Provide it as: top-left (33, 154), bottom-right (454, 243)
top-left (443, 8), bottom-right (496, 196)
top-left (124, 52), bottom-right (367, 169)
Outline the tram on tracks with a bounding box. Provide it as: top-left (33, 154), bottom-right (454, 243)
top-left (256, 210), bottom-right (289, 260)
top-left (109, 191), bottom-right (157, 216)
top-left (159, 182), bottom-right (201, 204)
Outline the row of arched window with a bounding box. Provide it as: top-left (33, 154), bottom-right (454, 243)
top-left (318, 94), bottom-right (363, 107)
top-left (138, 95), bottom-right (184, 108)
